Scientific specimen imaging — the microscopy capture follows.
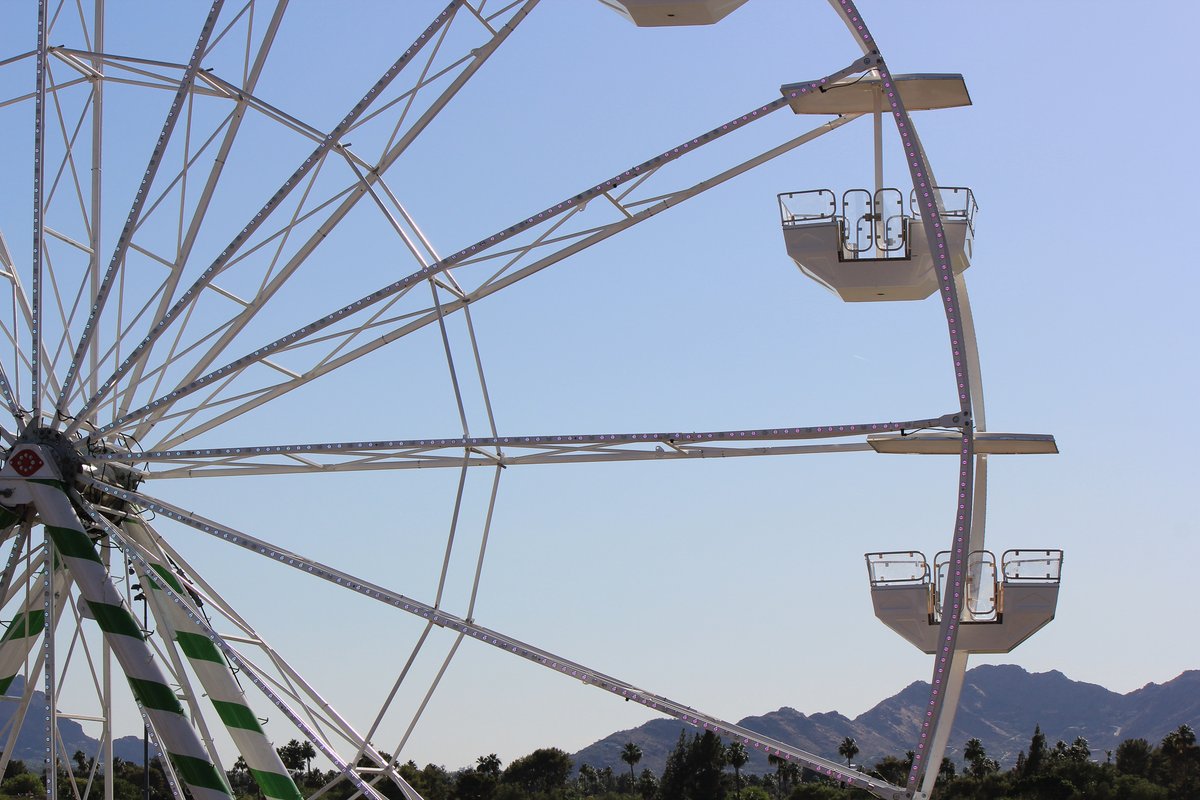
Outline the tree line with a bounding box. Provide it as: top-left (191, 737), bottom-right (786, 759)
top-left (0, 723), bottom-right (1194, 799)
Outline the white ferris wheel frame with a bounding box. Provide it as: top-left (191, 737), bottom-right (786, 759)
top-left (0, 2), bottom-right (1039, 799)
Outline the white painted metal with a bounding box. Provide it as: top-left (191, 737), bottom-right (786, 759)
top-left (783, 73), bottom-right (971, 116)
top-left (0, 5), bottom-right (1056, 800)
top-left (84, 477), bottom-right (909, 800)
top-left (780, 186), bottom-right (976, 302)
top-left (598, 0), bottom-right (750, 27)
top-left (867, 549), bottom-right (1062, 653)
top-left (867, 431), bottom-right (1058, 455)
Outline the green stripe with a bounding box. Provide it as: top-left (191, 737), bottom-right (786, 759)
top-left (0, 676), bottom-right (13, 694)
top-left (1, 609), bottom-right (45, 642)
top-left (212, 700), bottom-right (262, 732)
top-left (88, 602), bottom-right (144, 640)
top-left (250, 768), bottom-right (303, 800)
top-left (0, 506), bottom-right (19, 527)
top-left (29, 478), bottom-right (66, 490)
top-left (176, 631), bottom-right (224, 664)
top-left (170, 753), bottom-right (231, 795)
top-left (150, 564), bottom-right (185, 593)
top-left (47, 525), bottom-right (103, 564)
top-left (127, 677), bottom-right (184, 715)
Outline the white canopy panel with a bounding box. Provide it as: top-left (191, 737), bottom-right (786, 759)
top-left (868, 431), bottom-right (1059, 455)
top-left (782, 73), bottom-right (971, 115)
top-left (597, 0), bottom-right (750, 27)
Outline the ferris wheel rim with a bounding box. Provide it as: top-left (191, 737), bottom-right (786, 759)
top-left (0, 3), bottom-right (1021, 799)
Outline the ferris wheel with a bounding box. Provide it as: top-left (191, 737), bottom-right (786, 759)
top-left (0, 2), bottom-right (1060, 800)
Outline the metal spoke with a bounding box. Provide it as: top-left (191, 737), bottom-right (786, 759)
top-left (67, 0), bottom-right (471, 436)
top-left (53, 0), bottom-right (228, 424)
top-left (118, 0), bottom-right (542, 444)
top-left (32, 0), bottom-right (49, 421)
top-left (97, 100), bottom-right (866, 449)
top-left (84, 479), bottom-right (906, 799)
top-left (79, 496), bottom-right (398, 800)
top-left (91, 414), bottom-right (961, 478)
top-left (0, 7), bottom-right (1053, 800)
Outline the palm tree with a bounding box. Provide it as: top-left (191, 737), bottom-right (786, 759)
top-left (299, 739), bottom-right (317, 774)
top-left (963, 737), bottom-right (997, 778)
top-left (476, 753), bottom-right (502, 777)
top-left (767, 753), bottom-right (788, 798)
top-left (620, 742), bottom-right (642, 788)
top-left (838, 737), bottom-right (859, 769)
top-left (727, 742), bottom-right (748, 799)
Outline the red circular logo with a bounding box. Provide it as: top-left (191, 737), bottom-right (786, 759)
top-left (10, 449), bottom-right (44, 477)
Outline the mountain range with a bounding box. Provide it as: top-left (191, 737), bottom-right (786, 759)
top-left (0, 678), bottom-right (148, 765)
top-left (571, 665), bottom-right (1200, 775)
top-left (2, 666), bottom-right (1196, 774)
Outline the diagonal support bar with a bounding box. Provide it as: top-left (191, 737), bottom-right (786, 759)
top-left (120, 517), bottom-right (303, 800)
top-left (68, 1), bottom-right (466, 437)
top-left (85, 478), bottom-right (907, 800)
top-left (55, 0), bottom-right (228, 425)
top-left (829, 2), bottom-right (978, 795)
top-left (84, 57), bottom-right (873, 444)
top-left (77, 499), bottom-right (399, 800)
top-left (0, 448), bottom-right (234, 800)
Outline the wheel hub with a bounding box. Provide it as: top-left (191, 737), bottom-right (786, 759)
top-left (3, 426), bottom-right (143, 519)
top-left (10, 424), bottom-right (86, 482)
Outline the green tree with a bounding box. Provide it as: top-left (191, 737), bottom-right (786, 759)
top-left (690, 731), bottom-right (726, 800)
top-left (871, 754), bottom-right (908, 786)
top-left (636, 767), bottom-right (658, 800)
top-left (299, 739), bottom-right (317, 773)
top-left (278, 739), bottom-right (307, 774)
top-left (1, 771), bottom-right (45, 798)
top-left (1157, 724), bottom-right (1199, 797)
top-left (228, 755), bottom-right (254, 796)
top-left (501, 747), bottom-right (572, 795)
top-left (1115, 738), bottom-right (1153, 778)
top-left (577, 763), bottom-right (599, 796)
top-left (477, 754), bottom-right (503, 778)
top-left (836, 738), bottom-right (858, 769)
top-left (661, 732), bottom-right (692, 800)
top-left (766, 753), bottom-right (790, 799)
top-left (727, 741), bottom-right (748, 799)
top-left (937, 755), bottom-right (955, 784)
top-left (660, 730), bottom-right (726, 800)
top-left (963, 738), bottom-right (998, 778)
top-left (620, 743), bottom-right (642, 788)
top-left (1025, 724), bottom-right (1047, 776)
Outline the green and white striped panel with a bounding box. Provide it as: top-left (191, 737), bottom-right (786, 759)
top-left (27, 479), bottom-right (233, 800)
top-left (125, 520), bottom-right (302, 800)
top-left (0, 565), bottom-right (70, 695)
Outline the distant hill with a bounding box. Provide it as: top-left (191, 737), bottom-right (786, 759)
top-left (0, 677), bottom-right (149, 765)
top-left (4, 666), bottom-right (1197, 773)
top-left (571, 665), bottom-right (1200, 775)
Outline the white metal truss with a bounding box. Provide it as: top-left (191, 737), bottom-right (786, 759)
top-left (0, 3), bottom-right (1054, 800)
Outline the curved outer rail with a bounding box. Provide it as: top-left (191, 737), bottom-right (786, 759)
top-left (828, 2), bottom-right (977, 795)
top-left (917, 273), bottom-right (989, 798)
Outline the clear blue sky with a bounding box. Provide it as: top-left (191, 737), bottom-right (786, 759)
top-left (1, 0), bottom-right (1197, 776)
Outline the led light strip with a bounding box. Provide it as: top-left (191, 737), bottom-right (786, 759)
top-left (93, 412), bottom-right (964, 462)
top-left (83, 57), bottom-right (875, 443)
top-left (123, 518), bottom-right (302, 800)
top-left (831, 2), bottom-right (976, 794)
top-left (70, 1), bottom-right (466, 438)
top-left (27, 478), bottom-right (233, 800)
top-left (85, 478), bottom-right (907, 800)
top-left (30, 0), bottom-right (47, 422)
top-left (77, 495), bottom-right (411, 800)
top-left (54, 0), bottom-right (228, 423)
